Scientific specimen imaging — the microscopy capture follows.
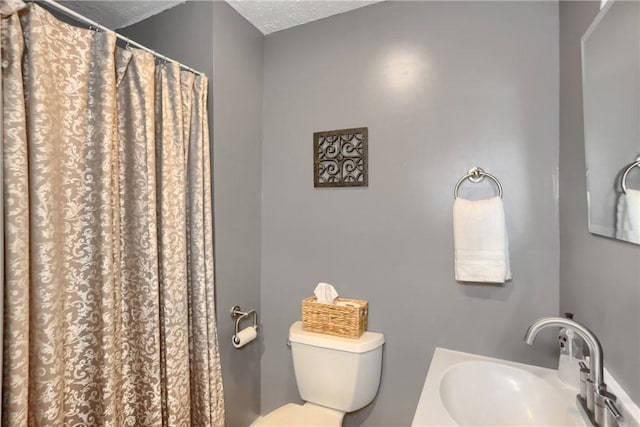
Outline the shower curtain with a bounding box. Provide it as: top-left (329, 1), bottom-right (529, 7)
top-left (1, 2), bottom-right (224, 426)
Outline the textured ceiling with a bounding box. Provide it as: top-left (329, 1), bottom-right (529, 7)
top-left (60, 0), bottom-right (383, 34)
top-left (59, 1), bottom-right (185, 29)
top-left (226, 0), bottom-right (384, 35)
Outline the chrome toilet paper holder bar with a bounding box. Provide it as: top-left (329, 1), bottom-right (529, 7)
top-left (230, 305), bottom-right (258, 344)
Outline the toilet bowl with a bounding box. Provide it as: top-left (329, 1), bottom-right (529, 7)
top-left (252, 321), bottom-right (385, 427)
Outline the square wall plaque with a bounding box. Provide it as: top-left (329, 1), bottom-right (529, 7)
top-left (313, 127), bottom-right (368, 188)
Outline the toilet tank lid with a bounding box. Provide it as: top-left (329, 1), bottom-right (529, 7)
top-left (289, 321), bottom-right (385, 353)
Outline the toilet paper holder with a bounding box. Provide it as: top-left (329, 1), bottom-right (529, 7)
top-left (230, 305), bottom-right (258, 345)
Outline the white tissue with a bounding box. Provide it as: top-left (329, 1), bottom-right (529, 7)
top-left (232, 326), bottom-right (257, 348)
top-left (314, 282), bottom-right (339, 305)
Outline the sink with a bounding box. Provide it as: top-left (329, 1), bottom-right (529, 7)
top-left (439, 361), bottom-right (570, 426)
top-left (412, 348), bottom-right (585, 426)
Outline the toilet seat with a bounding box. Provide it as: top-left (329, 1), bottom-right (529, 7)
top-left (251, 403), bottom-right (344, 427)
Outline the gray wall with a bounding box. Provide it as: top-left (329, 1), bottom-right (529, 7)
top-left (559, 1), bottom-right (640, 405)
top-left (122, 2), bottom-right (265, 425)
top-left (261, 2), bottom-right (560, 426)
top-left (212, 2), bottom-right (264, 425)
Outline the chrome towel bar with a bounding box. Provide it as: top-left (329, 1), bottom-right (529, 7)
top-left (454, 167), bottom-right (503, 199)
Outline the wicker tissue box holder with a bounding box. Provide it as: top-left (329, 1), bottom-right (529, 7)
top-left (301, 296), bottom-right (368, 339)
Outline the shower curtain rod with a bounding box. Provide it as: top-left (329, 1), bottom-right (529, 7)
top-left (28, 0), bottom-right (204, 76)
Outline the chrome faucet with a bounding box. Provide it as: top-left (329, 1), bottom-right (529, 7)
top-left (524, 317), bottom-right (623, 427)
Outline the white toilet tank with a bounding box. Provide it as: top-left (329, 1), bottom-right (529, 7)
top-left (288, 321), bottom-right (385, 413)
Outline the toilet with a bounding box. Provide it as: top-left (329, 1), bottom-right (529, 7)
top-left (252, 321), bottom-right (385, 427)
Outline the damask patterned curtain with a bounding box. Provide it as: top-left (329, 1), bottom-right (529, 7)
top-left (1, 2), bottom-right (224, 425)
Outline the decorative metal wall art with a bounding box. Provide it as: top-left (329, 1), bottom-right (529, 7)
top-left (314, 127), bottom-right (368, 188)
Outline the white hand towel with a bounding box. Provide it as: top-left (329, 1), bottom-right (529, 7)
top-left (616, 189), bottom-right (640, 244)
top-left (453, 196), bottom-right (512, 283)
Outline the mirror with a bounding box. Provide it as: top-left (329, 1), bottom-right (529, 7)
top-left (582, 0), bottom-right (640, 245)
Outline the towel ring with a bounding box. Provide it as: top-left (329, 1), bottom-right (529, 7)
top-left (621, 156), bottom-right (640, 194)
top-left (454, 167), bottom-right (503, 199)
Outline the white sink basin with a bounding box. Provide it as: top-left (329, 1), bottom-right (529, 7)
top-left (439, 361), bottom-right (571, 426)
top-left (412, 348), bottom-right (585, 426)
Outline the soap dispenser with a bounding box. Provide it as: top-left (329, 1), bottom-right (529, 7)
top-left (557, 312), bottom-right (585, 390)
